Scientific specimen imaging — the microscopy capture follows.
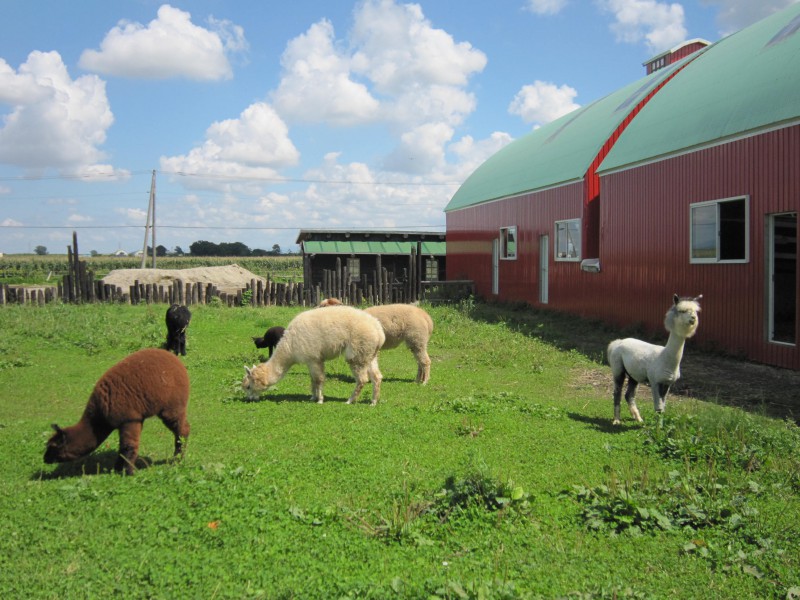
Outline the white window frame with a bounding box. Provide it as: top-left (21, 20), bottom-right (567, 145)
top-left (500, 226), bottom-right (517, 260)
top-left (690, 196), bottom-right (749, 264)
top-left (554, 218), bottom-right (581, 262)
top-left (347, 256), bottom-right (361, 281)
top-left (424, 258), bottom-right (438, 281)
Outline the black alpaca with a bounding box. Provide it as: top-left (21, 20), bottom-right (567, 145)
top-left (165, 304), bottom-right (191, 356)
top-left (253, 326), bottom-right (285, 357)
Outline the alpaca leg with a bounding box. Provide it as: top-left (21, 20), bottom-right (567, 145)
top-left (116, 421), bottom-right (143, 475)
top-left (653, 383), bottom-right (670, 414)
top-left (612, 372), bottom-right (625, 425)
top-left (346, 362), bottom-right (368, 404)
top-left (411, 344), bottom-right (431, 384)
top-left (368, 356), bottom-right (382, 406)
top-left (308, 361), bottom-right (326, 403)
top-left (625, 379), bottom-right (642, 423)
top-left (160, 411), bottom-right (190, 457)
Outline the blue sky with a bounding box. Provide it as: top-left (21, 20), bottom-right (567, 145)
top-left (0, 0), bottom-right (796, 255)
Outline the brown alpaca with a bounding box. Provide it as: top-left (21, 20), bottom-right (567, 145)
top-left (44, 348), bottom-right (190, 475)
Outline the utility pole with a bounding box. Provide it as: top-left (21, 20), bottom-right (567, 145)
top-left (140, 170), bottom-right (157, 268)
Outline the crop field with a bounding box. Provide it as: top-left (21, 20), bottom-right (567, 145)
top-left (0, 300), bottom-right (798, 599)
top-left (0, 254), bottom-right (304, 285)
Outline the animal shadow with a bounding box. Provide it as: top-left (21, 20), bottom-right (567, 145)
top-left (34, 450), bottom-right (171, 480)
top-left (567, 412), bottom-right (640, 433)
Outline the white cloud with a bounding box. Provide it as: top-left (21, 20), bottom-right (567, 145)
top-left (701, 0), bottom-right (800, 34)
top-left (271, 20), bottom-right (380, 126)
top-left (0, 51), bottom-right (114, 171)
top-left (2, 218), bottom-right (23, 227)
top-left (509, 80), bottom-right (580, 127)
top-left (160, 102), bottom-right (299, 183)
top-left (597, 0), bottom-right (688, 53)
top-left (79, 4), bottom-right (246, 81)
top-left (448, 132), bottom-right (515, 179)
top-left (525, 0), bottom-right (570, 15)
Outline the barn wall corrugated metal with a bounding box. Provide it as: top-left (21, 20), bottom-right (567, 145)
top-left (446, 125), bottom-right (800, 369)
top-left (446, 182), bottom-right (585, 304)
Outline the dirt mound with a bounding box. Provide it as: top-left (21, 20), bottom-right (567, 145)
top-left (101, 264), bottom-right (265, 294)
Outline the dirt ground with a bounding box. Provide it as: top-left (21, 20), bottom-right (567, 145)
top-left (100, 264), bottom-right (266, 295)
top-left (569, 335), bottom-right (800, 422)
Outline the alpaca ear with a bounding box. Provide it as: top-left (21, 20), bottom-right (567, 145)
top-left (244, 365), bottom-right (252, 376)
top-left (673, 293), bottom-right (679, 305)
top-left (694, 294), bottom-right (703, 303)
top-left (51, 424), bottom-right (63, 434)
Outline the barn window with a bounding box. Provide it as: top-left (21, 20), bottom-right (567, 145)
top-left (425, 258), bottom-right (439, 280)
top-left (500, 226), bottom-right (517, 260)
top-left (690, 197), bottom-right (748, 263)
top-left (555, 219), bottom-right (581, 261)
top-left (347, 257), bottom-right (361, 281)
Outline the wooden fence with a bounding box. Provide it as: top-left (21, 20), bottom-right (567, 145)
top-left (0, 233), bottom-right (473, 308)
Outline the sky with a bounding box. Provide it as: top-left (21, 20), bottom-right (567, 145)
top-left (0, 0), bottom-right (797, 255)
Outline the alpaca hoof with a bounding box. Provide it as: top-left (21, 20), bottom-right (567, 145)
top-left (612, 419), bottom-right (621, 426)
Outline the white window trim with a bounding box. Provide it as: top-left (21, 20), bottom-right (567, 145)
top-left (500, 226), bottom-right (517, 260)
top-left (689, 195), bottom-right (749, 264)
top-left (554, 218), bottom-right (581, 262)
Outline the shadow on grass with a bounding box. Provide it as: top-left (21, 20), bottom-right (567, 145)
top-left (33, 450), bottom-right (176, 480)
top-left (465, 301), bottom-right (800, 422)
top-left (567, 412), bottom-right (640, 434)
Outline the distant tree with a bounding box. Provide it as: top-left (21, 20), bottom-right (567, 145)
top-left (90, 250), bottom-right (99, 257)
top-left (218, 241), bottom-right (251, 257)
top-left (190, 240), bottom-right (219, 256)
top-left (156, 245), bottom-right (168, 257)
top-left (34, 245), bottom-right (47, 256)
top-left (173, 246), bottom-right (185, 256)
top-left (251, 248), bottom-right (270, 256)
top-left (271, 244), bottom-right (281, 255)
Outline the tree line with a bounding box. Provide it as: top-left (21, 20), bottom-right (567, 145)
top-left (32, 241), bottom-right (292, 257)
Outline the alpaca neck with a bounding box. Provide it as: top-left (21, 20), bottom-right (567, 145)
top-left (662, 331), bottom-right (687, 368)
top-left (65, 414), bottom-right (114, 458)
top-left (255, 343), bottom-right (295, 386)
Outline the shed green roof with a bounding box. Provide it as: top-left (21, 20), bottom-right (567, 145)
top-left (303, 240), bottom-right (446, 256)
top-left (445, 59), bottom-right (689, 212)
top-left (599, 4), bottom-right (800, 172)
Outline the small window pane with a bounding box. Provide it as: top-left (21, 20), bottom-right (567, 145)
top-left (691, 204), bottom-right (717, 260)
top-left (555, 219), bottom-right (580, 260)
top-left (500, 227), bottom-right (517, 259)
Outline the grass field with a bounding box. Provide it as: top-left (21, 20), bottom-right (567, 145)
top-left (0, 301), bottom-right (798, 599)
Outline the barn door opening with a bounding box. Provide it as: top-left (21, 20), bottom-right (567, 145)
top-left (492, 238), bottom-right (499, 295)
top-left (539, 234), bottom-right (549, 304)
top-left (769, 212), bottom-right (797, 345)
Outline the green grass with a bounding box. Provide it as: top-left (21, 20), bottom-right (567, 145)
top-left (0, 301), bottom-right (798, 599)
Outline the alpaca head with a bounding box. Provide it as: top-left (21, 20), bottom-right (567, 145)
top-left (242, 363), bottom-right (277, 400)
top-left (43, 424), bottom-right (82, 463)
top-left (665, 294), bottom-right (702, 338)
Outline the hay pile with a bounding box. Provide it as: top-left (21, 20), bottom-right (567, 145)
top-left (101, 264), bottom-right (265, 294)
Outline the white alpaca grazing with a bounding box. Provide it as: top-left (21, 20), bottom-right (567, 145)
top-left (242, 305), bottom-right (385, 405)
top-left (318, 299), bottom-right (434, 384)
top-left (607, 294), bottom-right (702, 424)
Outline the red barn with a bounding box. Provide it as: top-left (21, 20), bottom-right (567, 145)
top-left (445, 5), bottom-right (800, 369)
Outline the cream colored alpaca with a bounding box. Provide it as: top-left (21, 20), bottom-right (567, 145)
top-left (317, 299), bottom-right (434, 384)
top-left (242, 305), bottom-right (385, 405)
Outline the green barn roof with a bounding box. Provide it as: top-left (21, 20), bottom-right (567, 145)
top-left (302, 240), bottom-right (446, 256)
top-left (446, 3), bottom-right (800, 212)
top-left (599, 3), bottom-right (800, 172)
top-left (445, 59), bottom-right (690, 212)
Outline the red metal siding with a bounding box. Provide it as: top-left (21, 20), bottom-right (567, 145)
top-left (596, 125), bottom-right (800, 369)
top-left (446, 183), bottom-right (584, 304)
top-left (446, 125), bottom-right (800, 369)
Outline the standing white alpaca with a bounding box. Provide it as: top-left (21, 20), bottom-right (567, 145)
top-left (242, 305), bottom-right (385, 405)
top-left (607, 294), bottom-right (702, 424)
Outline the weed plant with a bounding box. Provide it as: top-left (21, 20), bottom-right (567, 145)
top-left (0, 302), bottom-right (798, 599)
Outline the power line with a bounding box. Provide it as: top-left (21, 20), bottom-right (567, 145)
top-left (0, 224), bottom-right (444, 230)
